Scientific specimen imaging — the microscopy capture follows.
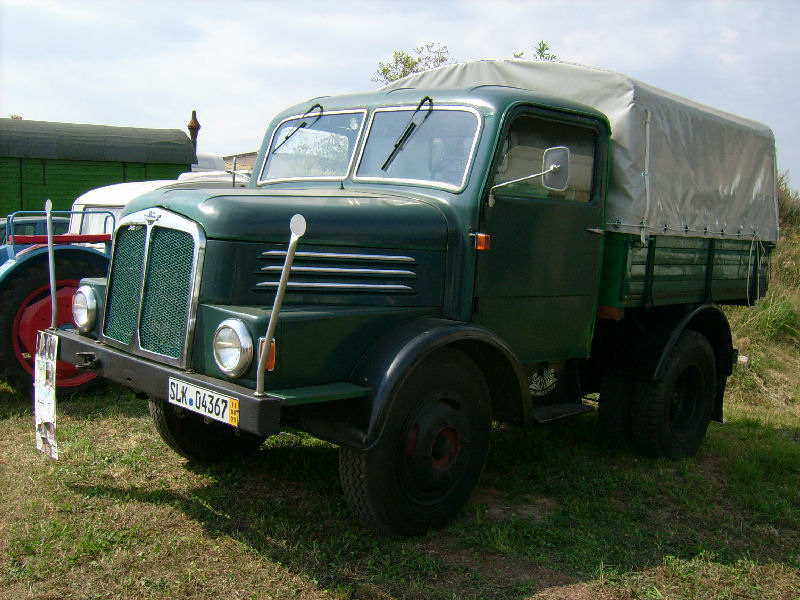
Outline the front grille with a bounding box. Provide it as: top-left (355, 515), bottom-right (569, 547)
top-left (139, 228), bottom-right (195, 358)
top-left (103, 226), bottom-right (146, 344)
top-left (102, 210), bottom-right (201, 365)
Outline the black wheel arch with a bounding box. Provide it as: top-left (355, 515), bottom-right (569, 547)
top-left (653, 304), bottom-right (732, 423)
top-left (300, 317), bottom-right (529, 450)
top-left (593, 304), bottom-right (732, 423)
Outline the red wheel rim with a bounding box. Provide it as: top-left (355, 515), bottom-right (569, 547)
top-left (430, 426), bottom-right (461, 471)
top-left (400, 398), bottom-right (469, 501)
top-left (11, 280), bottom-right (96, 387)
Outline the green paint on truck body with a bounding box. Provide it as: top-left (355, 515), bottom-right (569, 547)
top-left (66, 79), bottom-right (772, 412)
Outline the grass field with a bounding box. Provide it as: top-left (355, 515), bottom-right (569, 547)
top-left (2, 186), bottom-right (799, 600)
top-left (2, 371), bottom-right (798, 600)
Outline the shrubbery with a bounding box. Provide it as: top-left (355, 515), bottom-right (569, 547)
top-left (778, 171), bottom-right (800, 234)
top-left (727, 173), bottom-right (800, 344)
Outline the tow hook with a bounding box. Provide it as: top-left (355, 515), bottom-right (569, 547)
top-left (75, 352), bottom-right (99, 370)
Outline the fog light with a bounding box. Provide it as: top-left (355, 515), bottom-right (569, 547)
top-left (213, 319), bottom-right (253, 378)
top-left (73, 285), bottom-right (97, 332)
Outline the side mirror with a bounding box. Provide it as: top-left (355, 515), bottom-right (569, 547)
top-left (490, 145), bottom-right (572, 197)
top-left (541, 146), bottom-right (570, 192)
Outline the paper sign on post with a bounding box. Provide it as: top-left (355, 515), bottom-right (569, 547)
top-left (34, 330), bottom-right (58, 459)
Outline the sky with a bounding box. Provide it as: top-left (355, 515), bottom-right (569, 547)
top-left (2, 0), bottom-right (799, 186)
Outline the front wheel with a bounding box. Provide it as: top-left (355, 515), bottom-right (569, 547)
top-left (631, 330), bottom-right (716, 459)
top-left (339, 347), bottom-right (491, 537)
top-left (149, 397), bottom-right (266, 462)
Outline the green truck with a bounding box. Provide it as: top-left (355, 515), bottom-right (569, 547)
top-left (48, 61), bottom-right (777, 537)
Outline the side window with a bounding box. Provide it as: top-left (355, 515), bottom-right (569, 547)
top-left (495, 115), bottom-right (596, 203)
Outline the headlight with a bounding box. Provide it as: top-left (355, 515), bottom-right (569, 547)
top-left (212, 319), bottom-right (253, 378)
top-left (72, 285), bottom-right (97, 332)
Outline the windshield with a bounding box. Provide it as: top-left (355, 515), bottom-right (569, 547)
top-left (79, 207), bottom-right (122, 235)
top-left (356, 106), bottom-right (480, 189)
top-left (259, 110), bottom-right (366, 182)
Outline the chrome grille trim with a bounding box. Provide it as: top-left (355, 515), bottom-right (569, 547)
top-left (260, 266), bottom-right (416, 278)
top-left (261, 250), bottom-right (416, 263)
top-left (255, 282), bottom-right (413, 293)
top-left (256, 248), bottom-right (419, 296)
top-left (101, 208), bottom-right (205, 368)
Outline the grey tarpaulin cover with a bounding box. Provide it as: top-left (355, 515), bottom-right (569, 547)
top-left (383, 60), bottom-right (779, 243)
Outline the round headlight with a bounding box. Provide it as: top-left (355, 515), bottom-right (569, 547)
top-left (72, 285), bottom-right (97, 332)
top-left (213, 319), bottom-right (253, 378)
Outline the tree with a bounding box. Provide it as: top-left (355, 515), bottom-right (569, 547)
top-left (373, 43), bottom-right (450, 84)
top-left (514, 40), bottom-right (557, 61)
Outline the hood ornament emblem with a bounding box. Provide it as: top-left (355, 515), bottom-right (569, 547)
top-left (144, 210), bottom-right (161, 225)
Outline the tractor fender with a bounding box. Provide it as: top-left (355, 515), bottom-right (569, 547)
top-left (0, 245), bottom-right (109, 286)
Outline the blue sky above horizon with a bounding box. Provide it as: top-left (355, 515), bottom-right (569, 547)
top-left (2, 0), bottom-right (799, 186)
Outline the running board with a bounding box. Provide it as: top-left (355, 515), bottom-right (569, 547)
top-left (532, 402), bottom-right (595, 423)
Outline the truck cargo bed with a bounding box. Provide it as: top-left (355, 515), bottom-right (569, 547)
top-left (599, 232), bottom-right (772, 310)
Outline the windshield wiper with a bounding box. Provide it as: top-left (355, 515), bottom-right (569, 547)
top-left (271, 103), bottom-right (323, 154)
top-left (380, 96), bottom-right (433, 171)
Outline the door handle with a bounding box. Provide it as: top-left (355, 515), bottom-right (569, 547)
top-left (585, 227), bottom-right (604, 235)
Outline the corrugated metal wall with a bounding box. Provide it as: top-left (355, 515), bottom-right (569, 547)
top-left (0, 157), bottom-right (187, 214)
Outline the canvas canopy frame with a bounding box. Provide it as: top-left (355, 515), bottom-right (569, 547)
top-left (384, 60), bottom-right (778, 243)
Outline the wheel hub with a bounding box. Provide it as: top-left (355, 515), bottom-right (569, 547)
top-left (669, 367), bottom-right (701, 432)
top-left (431, 426), bottom-right (460, 470)
top-left (401, 398), bottom-right (470, 498)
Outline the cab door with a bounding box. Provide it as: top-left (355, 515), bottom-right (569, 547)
top-left (473, 110), bottom-right (606, 365)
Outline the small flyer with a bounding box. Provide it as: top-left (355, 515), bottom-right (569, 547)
top-left (34, 330), bottom-right (58, 459)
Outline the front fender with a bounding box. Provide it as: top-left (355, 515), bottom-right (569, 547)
top-left (301, 317), bottom-right (529, 449)
top-left (0, 245), bottom-right (109, 286)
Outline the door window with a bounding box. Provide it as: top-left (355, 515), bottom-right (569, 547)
top-left (494, 116), bottom-right (596, 203)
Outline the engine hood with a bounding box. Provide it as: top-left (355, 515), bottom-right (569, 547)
top-left (123, 187), bottom-right (448, 252)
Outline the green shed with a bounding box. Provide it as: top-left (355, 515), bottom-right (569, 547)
top-left (0, 118), bottom-right (197, 214)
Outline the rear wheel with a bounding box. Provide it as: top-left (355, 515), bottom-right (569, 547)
top-left (631, 330), bottom-right (716, 459)
top-left (149, 397), bottom-right (266, 462)
top-left (339, 347), bottom-right (491, 537)
top-left (0, 260), bottom-right (104, 398)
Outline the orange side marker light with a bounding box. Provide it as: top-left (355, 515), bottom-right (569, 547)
top-left (475, 233), bottom-right (491, 251)
top-left (259, 338), bottom-right (277, 372)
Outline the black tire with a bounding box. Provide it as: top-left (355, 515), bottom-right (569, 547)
top-left (339, 347), bottom-right (491, 537)
top-left (148, 397), bottom-right (266, 463)
top-left (598, 372), bottom-right (634, 448)
top-left (0, 259), bottom-right (105, 398)
top-left (631, 330), bottom-right (716, 459)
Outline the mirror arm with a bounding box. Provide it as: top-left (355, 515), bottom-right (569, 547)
top-left (490, 163), bottom-right (560, 193)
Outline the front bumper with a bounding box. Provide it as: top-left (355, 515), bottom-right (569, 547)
top-left (52, 328), bottom-right (282, 437)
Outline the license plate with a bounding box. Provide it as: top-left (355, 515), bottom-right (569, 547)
top-left (167, 378), bottom-right (239, 427)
